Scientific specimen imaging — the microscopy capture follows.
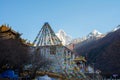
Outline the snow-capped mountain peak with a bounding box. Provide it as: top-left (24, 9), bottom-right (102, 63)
top-left (57, 29), bottom-right (66, 37)
top-left (90, 29), bottom-right (102, 35)
top-left (70, 29), bottom-right (104, 45)
top-left (56, 29), bottom-right (72, 45)
top-left (87, 29), bottom-right (102, 38)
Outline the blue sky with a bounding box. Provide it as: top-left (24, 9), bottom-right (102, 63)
top-left (0, 0), bottom-right (120, 42)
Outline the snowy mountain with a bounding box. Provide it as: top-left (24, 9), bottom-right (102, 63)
top-left (87, 29), bottom-right (102, 39)
top-left (56, 25), bottom-right (120, 46)
top-left (75, 27), bottom-right (120, 76)
top-left (71, 30), bottom-right (104, 45)
top-left (56, 29), bottom-right (72, 45)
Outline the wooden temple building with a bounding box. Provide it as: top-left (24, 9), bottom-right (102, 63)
top-left (0, 25), bottom-right (20, 39)
top-left (0, 24), bottom-right (32, 46)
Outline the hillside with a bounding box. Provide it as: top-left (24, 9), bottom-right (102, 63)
top-left (75, 29), bottom-right (120, 76)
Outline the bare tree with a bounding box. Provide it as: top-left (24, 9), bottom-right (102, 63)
top-left (29, 48), bottom-right (52, 79)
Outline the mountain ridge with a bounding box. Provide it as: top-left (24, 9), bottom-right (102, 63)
top-left (56, 25), bottom-right (120, 76)
top-left (75, 27), bottom-right (120, 76)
